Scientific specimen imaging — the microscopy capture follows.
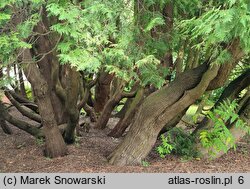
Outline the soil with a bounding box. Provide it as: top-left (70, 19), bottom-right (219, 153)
top-left (0, 107), bottom-right (249, 173)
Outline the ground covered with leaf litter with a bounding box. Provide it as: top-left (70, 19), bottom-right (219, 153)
top-left (0, 108), bottom-right (249, 173)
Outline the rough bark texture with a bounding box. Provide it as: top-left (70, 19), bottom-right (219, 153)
top-left (159, 108), bottom-right (188, 135)
top-left (108, 87), bottom-right (145, 138)
top-left (23, 49), bottom-right (67, 158)
top-left (108, 63), bottom-right (219, 165)
top-left (31, 8), bottom-right (67, 125)
top-left (207, 39), bottom-right (244, 90)
top-left (63, 66), bottom-right (80, 144)
top-left (108, 37), bottom-right (244, 165)
top-left (94, 72), bottom-right (113, 113)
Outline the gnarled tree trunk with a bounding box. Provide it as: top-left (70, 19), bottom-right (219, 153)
top-left (108, 63), bottom-right (219, 165)
top-left (108, 38), bottom-right (244, 165)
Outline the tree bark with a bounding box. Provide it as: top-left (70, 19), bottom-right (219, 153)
top-left (0, 105), bottom-right (13, 135)
top-left (8, 90), bottom-right (38, 112)
top-left (94, 71), bottom-right (113, 113)
top-left (0, 102), bottom-right (41, 137)
top-left (32, 7), bottom-right (67, 125)
top-left (108, 63), bottom-right (220, 165)
top-left (5, 91), bottom-right (41, 123)
top-left (63, 66), bottom-right (80, 144)
top-left (108, 87), bottom-right (145, 138)
top-left (23, 49), bottom-right (67, 158)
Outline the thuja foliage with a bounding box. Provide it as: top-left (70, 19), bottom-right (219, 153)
top-left (46, 0), bottom-right (168, 88)
top-left (157, 128), bottom-right (199, 159)
top-left (0, 0), bottom-right (171, 89)
top-left (199, 99), bottom-right (249, 157)
top-left (180, 0), bottom-right (250, 63)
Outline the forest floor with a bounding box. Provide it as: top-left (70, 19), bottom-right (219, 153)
top-left (0, 107), bottom-right (249, 173)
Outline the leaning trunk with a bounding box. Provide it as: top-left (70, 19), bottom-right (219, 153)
top-left (108, 63), bottom-right (219, 165)
top-left (108, 87), bottom-right (145, 138)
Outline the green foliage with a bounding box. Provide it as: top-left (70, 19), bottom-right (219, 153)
top-left (141, 160), bottom-right (150, 167)
top-left (144, 17), bottom-right (165, 32)
top-left (199, 99), bottom-right (249, 157)
top-left (25, 86), bottom-right (33, 101)
top-left (46, 0), bottom-right (167, 88)
top-left (135, 55), bottom-right (168, 88)
top-left (180, 0), bottom-right (250, 63)
top-left (157, 128), bottom-right (199, 159)
top-left (74, 136), bottom-right (81, 147)
top-left (36, 138), bottom-right (44, 147)
top-left (157, 134), bottom-right (174, 158)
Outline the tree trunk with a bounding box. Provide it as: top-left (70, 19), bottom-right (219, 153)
top-left (113, 98), bottom-right (133, 118)
top-left (193, 68), bottom-right (250, 134)
top-left (23, 49), bottom-right (67, 158)
top-left (63, 66), bottom-right (80, 144)
top-left (94, 92), bottom-right (122, 129)
top-left (108, 87), bottom-right (145, 138)
top-left (8, 90), bottom-right (38, 112)
top-left (192, 69), bottom-right (250, 158)
top-left (0, 105), bottom-right (12, 135)
top-left (94, 71), bottom-right (113, 113)
top-left (32, 8), bottom-right (67, 125)
top-left (5, 91), bottom-right (41, 123)
top-left (0, 66), bottom-right (13, 135)
top-left (0, 102), bottom-right (41, 137)
top-left (108, 63), bottom-right (219, 165)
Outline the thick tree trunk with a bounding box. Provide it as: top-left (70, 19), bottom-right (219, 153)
top-left (108, 63), bottom-right (219, 165)
top-left (32, 8), bottom-right (67, 125)
top-left (63, 66), bottom-right (80, 144)
top-left (23, 49), bottom-right (67, 158)
top-left (94, 72), bottom-right (113, 113)
top-left (108, 37), bottom-right (244, 165)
